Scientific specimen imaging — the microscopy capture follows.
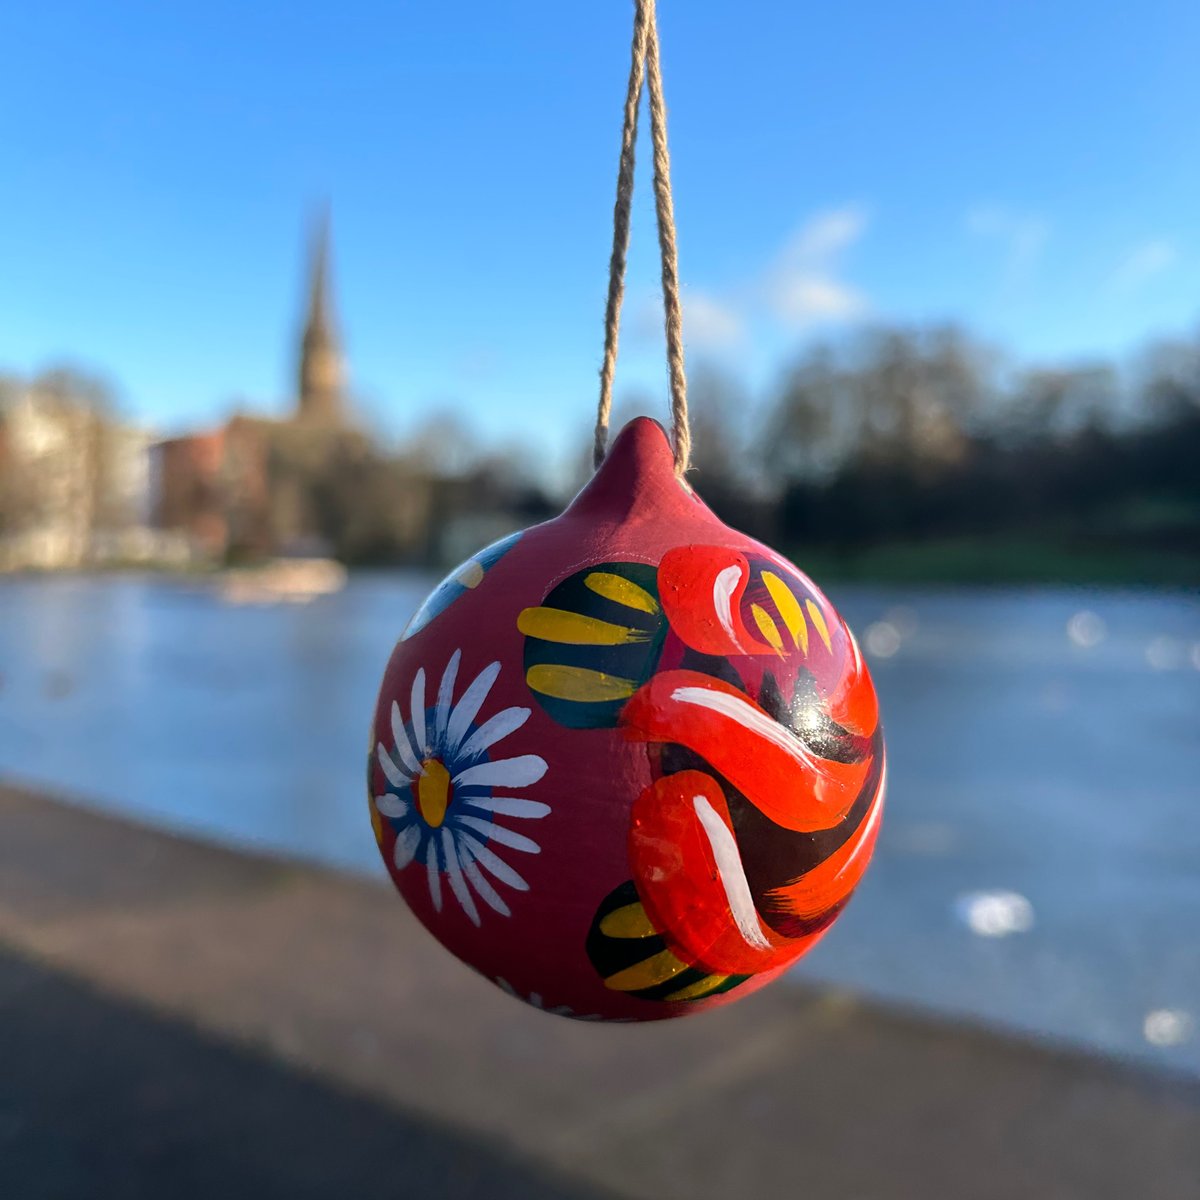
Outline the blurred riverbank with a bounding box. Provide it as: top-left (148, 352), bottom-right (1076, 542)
top-left (2, 779), bottom-right (1198, 1200)
top-left (4, 528), bottom-right (1199, 588)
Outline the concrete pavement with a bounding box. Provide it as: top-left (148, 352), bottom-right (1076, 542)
top-left (1, 780), bottom-right (1197, 1199)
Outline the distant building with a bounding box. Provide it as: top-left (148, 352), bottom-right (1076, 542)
top-left (296, 208), bottom-right (346, 426)
top-left (149, 207), bottom-right (432, 565)
top-left (0, 374), bottom-right (161, 570)
top-left (0, 384), bottom-right (99, 569)
top-left (151, 429), bottom-right (229, 560)
top-left (105, 424), bottom-right (155, 529)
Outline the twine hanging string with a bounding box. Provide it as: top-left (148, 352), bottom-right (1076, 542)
top-left (594, 0), bottom-right (691, 475)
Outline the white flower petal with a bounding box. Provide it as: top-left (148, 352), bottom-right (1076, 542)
top-left (461, 796), bottom-right (551, 820)
top-left (411, 669), bottom-right (428, 758)
top-left (460, 832), bottom-right (529, 892)
top-left (425, 840), bottom-right (443, 911)
top-left (461, 854), bottom-right (512, 916)
top-left (392, 823), bottom-right (422, 870)
top-left (445, 661), bottom-right (501, 753)
top-left (374, 792), bottom-right (412, 819)
top-left (453, 754), bottom-right (547, 791)
top-left (376, 744), bottom-right (408, 788)
top-left (434, 650), bottom-right (461, 744)
top-left (390, 701), bottom-right (424, 777)
top-left (455, 706), bottom-right (530, 763)
top-left (458, 815), bottom-right (540, 854)
top-left (441, 829), bottom-right (480, 926)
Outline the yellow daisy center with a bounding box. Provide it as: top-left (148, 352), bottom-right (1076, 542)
top-left (416, 758), bottom-right (452, 828)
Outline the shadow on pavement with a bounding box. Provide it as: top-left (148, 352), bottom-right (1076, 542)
top-left (0, 945), bottom-right (613, 1200)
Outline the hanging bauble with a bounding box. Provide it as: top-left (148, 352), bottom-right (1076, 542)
top-left (367, 417), bottom-right (886, 1021)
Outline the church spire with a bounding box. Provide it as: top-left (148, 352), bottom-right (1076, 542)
top-left (297, 204), bottom-right (344, 424)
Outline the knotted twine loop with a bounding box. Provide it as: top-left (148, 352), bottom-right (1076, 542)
top-left (593, 0), bottom-right (691, 476)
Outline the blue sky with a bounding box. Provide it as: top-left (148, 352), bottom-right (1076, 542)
top-left (2, 1), bottom-right (1197, 469)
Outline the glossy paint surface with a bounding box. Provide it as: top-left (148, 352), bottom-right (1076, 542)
top-left (369, 418), bottom-right (886, 1020)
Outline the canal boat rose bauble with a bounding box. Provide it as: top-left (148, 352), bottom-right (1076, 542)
top-left (367, 417), bottom-right (886, 1021)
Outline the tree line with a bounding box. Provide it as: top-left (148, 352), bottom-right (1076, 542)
top-left (678, 325), bottom-right (1200, 581)
top-left (4, 322), bottom-right (1198, 581)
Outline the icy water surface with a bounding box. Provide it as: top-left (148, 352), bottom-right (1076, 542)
top-left (0, 573), bottom-right (1196, 1074)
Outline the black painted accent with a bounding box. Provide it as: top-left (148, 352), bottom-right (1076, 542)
top-left (584, 881), bottom-right (752, 1004)
top-left (524, 562), bottom-right (667, 729)
top-left (788, 669), bottom-right (873, 764)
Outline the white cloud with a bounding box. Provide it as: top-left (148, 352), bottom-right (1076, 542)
top-left (683, 291), bottom-right (744, 349)
top-left (1109, 239), bottom-right (1177, 292)
top-left (765, 205), bottom-right (871, 329)
top-left (629, 289), bottom-right (743, 351)
top-left (965, 204), bottom-right (1049, 282)
top-left (785, 206), bottom-right (868, 261)
top-left (630, 204), bottom-right (870, 349)
top-left (771, 275), bottom-right (867, 325)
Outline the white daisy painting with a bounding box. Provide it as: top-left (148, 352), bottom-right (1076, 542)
top-left (372, 650), bottom-right (550, 926)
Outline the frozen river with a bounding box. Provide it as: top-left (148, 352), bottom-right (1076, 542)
top-left (1, 572), bottom-right (1197, 1074)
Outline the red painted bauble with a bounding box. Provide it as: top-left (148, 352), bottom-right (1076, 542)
top-left (368, 417), bottom-right (886, 1021)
